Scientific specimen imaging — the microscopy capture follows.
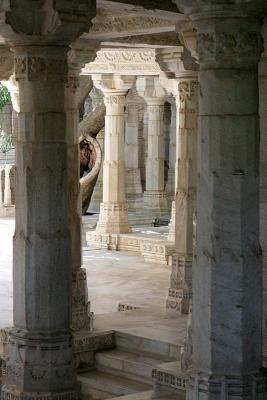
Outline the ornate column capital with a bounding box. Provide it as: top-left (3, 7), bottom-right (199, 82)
top-left (0, 1), bottom-right (96, 46)
top-left (92, 74), bottom-right (136, 96)
top-left (174, 1), bottom-right (267, 68)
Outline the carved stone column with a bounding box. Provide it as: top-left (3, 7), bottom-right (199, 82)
top-left (158, 47), bottom-right (198, 315)
top-left (89, 87), bottom-right (105, 213)
top-left (125, 88), bottom-right (143, 207)
top-left (167, 79), bottom-right (198, 314)
top-left (165, 98), bottom-right (176, 196)
top-left (93, 74), bottom-right (135, 234)
top-left (3, 164), bottom-right (12, 207)
top-left (174, 1), bottom-right (267, 398)
top-left (140, 105), bottom-right (148, 189)
top-left (259, 17), bottom-right (267, 367)
top-left (137, 76), bottom-right (168, 216)
top-left (0, 3), bottom-right (95, 400)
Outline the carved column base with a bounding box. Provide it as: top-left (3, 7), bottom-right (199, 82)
top-left (168, 201), bottom-right (176, 242)
top-left (186, 371), bottom-right (267, 400)
top-left (166, 288), bottom-right (192, 314)
top-left (1, 330), bottom-right (79, 400)
top-left (96, 203), bottom-right (132, 234)
top-left (143, 191), bottom-right (169, 217)
top-left (72, 269), bottom-right (93, 332)
top-left (166, 256), bottom-right (192, 315)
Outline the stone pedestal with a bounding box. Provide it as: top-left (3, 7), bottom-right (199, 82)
top-left (93, 74), bottom-right (135, 234)
top-left (125, 89), bottom-right (143, 208)
top-left (176, 3), bottom-right (267, 399)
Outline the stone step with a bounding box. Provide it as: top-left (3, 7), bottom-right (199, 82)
top-left (96, 349), bottom-right (167, 384)
top-left (115, 331), bottom-right (181, 360)
top-left (108, 391), bottom-right (153, 400)
top-left (108, 389), bottom-right (185, 400)
top-left (78, 370), bottom-right (151, 400)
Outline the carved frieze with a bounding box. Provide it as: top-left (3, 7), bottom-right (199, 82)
top-left (90, 15), bottom-right (176, 37)
top-left (197, 30), bottom-right (263, 65)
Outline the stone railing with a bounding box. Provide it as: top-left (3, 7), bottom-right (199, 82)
top-left (0, 164), bottom-right (15, 217)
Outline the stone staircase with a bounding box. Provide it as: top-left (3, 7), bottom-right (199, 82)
top-left (78, 329), bottom-right (185, 400)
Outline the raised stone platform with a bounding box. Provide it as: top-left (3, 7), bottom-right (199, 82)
top-left (86, 226), bottom-right (175, 265)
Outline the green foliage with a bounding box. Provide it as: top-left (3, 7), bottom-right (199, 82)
top-left (0, 130), bottom-right (12, 155)
top-left (0, 84), bottom-right (11, 110)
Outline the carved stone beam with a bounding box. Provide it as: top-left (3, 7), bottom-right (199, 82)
top-left (156, 45), bottom-right (198, 81)
top-left (82, 48), bottom-right (161, 76)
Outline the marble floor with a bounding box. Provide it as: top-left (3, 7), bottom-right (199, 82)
top-left (0, 217), bottom-right (171, 328)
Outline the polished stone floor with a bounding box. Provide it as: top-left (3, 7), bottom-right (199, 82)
top-left (0, 218), bottom-right (171, 328)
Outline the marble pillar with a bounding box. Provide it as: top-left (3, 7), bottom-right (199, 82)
top-left (163, 101), bottom-right (171, 187)
top-left (65, 73), bottom-right (93, 332)
top-left (140, 105), bottom-right (148, 190)
top-left (125, 89), bottom-right (143, 206)
top-left (3, 164), bottom-right (12, 206)
top-left (166, 79), bottom-right (198, 314)
top-left (93, 74), bottom-right (135, 234)
top-left (165, 98), bottom-right (176, 196)
top-left (259, 17), bottom-right (267, 367)
top-left (1, 45), bottom-right (80, 400)
top-left (137, 76), bottom-right (168, 216)
top-left (177, 3), bottom-right (267, 398)
top-left (89, 87), bottom-right (105, 213)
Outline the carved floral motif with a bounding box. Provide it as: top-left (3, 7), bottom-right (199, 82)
top-left (14, 56), bottom-right (68, 81)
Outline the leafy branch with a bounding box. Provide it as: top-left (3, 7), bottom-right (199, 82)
top-left (0, 84), bottom-right (11, 110)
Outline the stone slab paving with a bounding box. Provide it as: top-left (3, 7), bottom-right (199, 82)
top-left (0, 217), bottom-right (171, 327)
